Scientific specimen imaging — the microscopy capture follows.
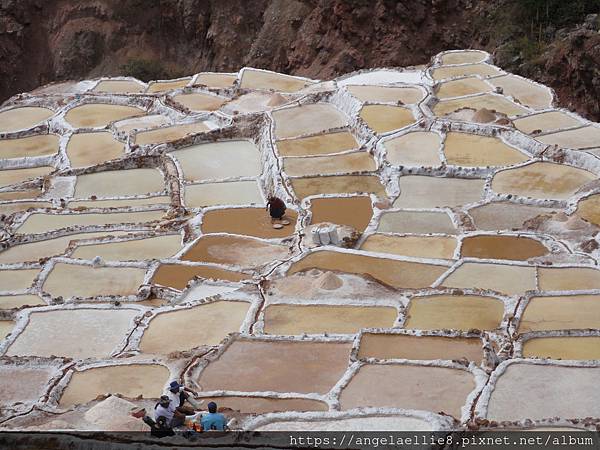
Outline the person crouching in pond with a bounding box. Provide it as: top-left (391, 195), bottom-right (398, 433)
top-left (267, 196), bottom-right (286, 221)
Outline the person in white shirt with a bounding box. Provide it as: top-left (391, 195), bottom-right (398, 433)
top-left (164, 380), bottom-right (201, 414)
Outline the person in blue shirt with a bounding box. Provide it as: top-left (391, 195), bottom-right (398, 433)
top-left (200, 401), bottom-right (227, 431)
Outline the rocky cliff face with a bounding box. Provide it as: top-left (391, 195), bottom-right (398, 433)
top-left (1, 0), bottom-right (598, 119)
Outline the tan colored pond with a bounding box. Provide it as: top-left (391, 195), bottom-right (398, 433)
top-left (0, 231), bottom-right (133, 264)
top-left (74, 168), bottom-right (164, 198)
top-left (184, 180), bottom-right (264, 207)
top-left (310, 196), bottom-right (373, 232)
top-left (222, 92), bottom-right (287, 114)
top-left (384, 131), bottom-right (442, 167)
top-left (522, 336), bottom-right (600, 360)
top-left (378, 210), bottom-right (456, 235)
top-left (146, 78), bottom-right (192, 93)
top-left (0, 166), bottom-right (53, 188)
top-left (486, 364), bottom-right (600, 421)
top-left (444, 132), bottom-right (528, 167)
top-left (441, 50), bottom-right (487, 65)
top-left (71, 234), bottom-right (182, 261)
top-left (519, 295), bottom-right (600, 332)
top-left (284, 152), bottom-right (375, 176)
top-left (339, 364), bottom-right (474, 418)
top-left (538, 267), bottom-right (600, 291)
top-left (60, 364), bottom-right (168, 407)
top-left (433, 94), bottom-right (528, 117)
top-left (468, 202), bottom-right (557, 231)
top-left (490, 75), bottom-right (553, 109)
top-left (291, 175), bottom-right (386, 199)
top-left (0, 365), bottom-right (54, 405)
top-left (441, 262), bottom-right (536, 295)
top-left (361, 234), bottom-right (457, 260)
top-left (288, 250), bottom-right (447, 289)
top-left (405, 294), bottom-right (504, 331)
top-left (513, 111), bottom-right (582, 134)
top-left (536, 126), bottom-right (600, 149)
top-left (197, 339), bottom-right (351, 394)
top-left (0, 200), bottom-right (51, 217)
top-left (394, 176), bottom-right (484, 208)
top-left (134, 122), bottom-right (209, 145)
top-left (577, 194), bottom-right (600, 225)
top-left (0, 107), bottom-right (54, 133)
top-left (93, 80), bottom-right (144, 93)
top-left (171, 92), bottom-right (227, 111)
top-left (240, 69), bottom-right (310, 92)
top-left (0, 295), bottom-right (44, 310)
top-left (203, 396), bottom-right (328, 414)
top-left (273, 104), bottom-right (348, 139)
top-left (435, 77), bottom-right (491, 99)
top-left (43, 263), bottom-right (146, 298)
top-left (113, 114), bottom-right (171, 134)
top-left (0, 320), bottom-right (13, 340)
top-left (460, 235), bottom-right (548, 261)
top-left (0, 189), bottom-right (41, 200)
top-left (16, 210), bottom-right (165, 234)
top-left (0, 268), bottom-right (39, 292)
top-left (68, 196), bottom-right (171, 208)
top-left (65, 104), bottom-right (144, 128)
top-left (140, 301), bottom-right (250, 354)
top-left (491, 162), bottom-right (595, 200)
top-left (0, 134), bottom-right (59, 159)
top-left (432, 63), bottom-right (502, 81)
top-left (7, 309), bottom-right (138, 358)
top-left (276, 131), bottom-right (358, 157)
top-left (151, 263), bottom-right (250, 290)
top-left (360, 105), bottom-right (415, 134)
top-left (195, 73), bottom-right (237, 88)
top-left (171, 140), bottom-right (261, 181)
top-left (181, 235), bottom-right (290, 267)
top-left (346, 85), bottom-right (424, 104)
top-left (358, 333), bottom-right (483, 361)
top-left (263, 304), bottom-right (397, 335)
top-left (66, 132), bottom-right (124, 168)
top-left (202, 207), bottom-right (297, 239)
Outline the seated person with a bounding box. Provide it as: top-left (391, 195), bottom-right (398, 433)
top-left (200, 401), bottom-right (227, 431)
top-left (154, 395), bottom-right (186, 428)
top-left (143, 414), bottom-right (175, 438)
top-left (164, 380), bottom-right (201, 414)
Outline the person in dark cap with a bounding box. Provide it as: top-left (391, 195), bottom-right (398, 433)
top-left (200, 401), bottom-right (227, 431)
top-left (164, 380), bottom-right (201, 414)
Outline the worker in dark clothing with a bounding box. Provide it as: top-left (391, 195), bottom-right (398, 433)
top-left (267, 196), bottom-right (286, 220)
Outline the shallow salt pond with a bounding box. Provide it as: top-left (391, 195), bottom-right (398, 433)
top-left (288, 250), bottom-right (447, 289)
top-left (290, 175), bottom-right (386, 199)
top-left (522, 337), bottom-right (600, 360)
top-left (181, 235), bottom-right (290, 267)
top-left (393, 176), bottom-right (484, 208)
top-left (0, 200), bottom-right (52, 217)
top-left (440, 262), bottom-right (536, 295)
top-left (490, 74), bottom-right (553, 109)
top-left (184, 180), bottom-right (264, 207)
top-left (384, 131), bottom-right (442, 166)
top-left (151, 263), bottom-right (250, 290)
top-left (42, 263), bottom-right (146, 298)
top-left (518, 295), bottom-right (600, 332)
top-left (358, 333), bottom-right (483, 361)
top-left (272, 104), bottom-right (348, 139)
top-left (240, 69), bottom-right (310, 92)
top-left (201, 207), bottom-right (297, 239)
top-left (203, 396), bottom-right (328, 414)
top-left (443, 132), bottom-right (528, 167)
top-left (513, 110), bottom-right (582, 134)
top-left (339, 364), bottom-right (474, 418)
top-left (0, 268), bottom-right (39, 292)
top-left (431, 63), bottom-right (502, 81)
top-left (140, 301), bottom-right (250, 354)
top-left (0, 134), bottom-right (59, 159)
top-left (404, 295), bottom-right (504, 331)
top-left (491, 162), bottom-right (595, 200)
top-left (59, 364), bottom-right (169, 407)
top-left (68, 196), bottom-right (171, 208)
top-left (195, 73), bottom-right (237, 88)
top-left (433, 94), bottom-right (528, 117)
top-left (0, 107), bottom-right (54, 133)
top-left (0, 295), bottom-right (44, 310)
top-left (0, 320), bottom-right (14, 340)
top-left (309, 196), bottom-right (373, 232)
top-left (71, 234), bottom-right (182, 261)
top-left (66, 132), bottom-right (124, 168)
top-left (377, 210), bottom-right (456, 235)
top-left (6, 309), bottom-right (138, 358)
top-left (441, 50), bottom-right (487, 65)
top-left (0, 365), bottom-right (54, 405)
top-left (486, 364), bottom-right (600, 420)
top-left (221, 92), bottom-right (287, 114)
top-left (361, 234), bottom-right (457, 260)
top-left (535, 125), bottom-right (600, 149)
top-left (93, 80), bottom-right (144, 93)
top-left (276, 131), bottom-right (358, 157)
top-left (65, 104), bottom-right (144, 128)
top-left (460, 235), bottom-right (548, 261)
top-left (134, 122), bottom-right (209, 145)
top-left (346, 85), bottom-right (424, 104)
top-left (171, 140), bottom-right (261, 181)
top-left (263, 304), bottom-right (397, 334)
top-left (435, 77), bottom-right (492, 99)
top-left (577, 194), bottom-right (600, 226)
top-left (283, 152), bottom-right (375, 176)
top-left (74, 168), bottom-right (164, 198)
top-left (538, 267), bottom-right (600, 291)
top-left (146, 78), bottom-right (191, 93)
top-left (113, 114), bottom-right (171, 134)
top-left (171, 92), bottom-right (227, 111)
top-left (0, 189), bottom-right (41, 200)
top-left (197, 340), bottom-right (351, 394)
top-left (0, 166), bottom-right (53, 188)
top-left (360, 105), bottom-right (415, 134)
top-left (468, 202), bottom-right (557, 231)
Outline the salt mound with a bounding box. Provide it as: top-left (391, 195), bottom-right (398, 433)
top-left (315, 271), bottom-right (343, 290)
top-left (84, 395), bottom-right (146, 431)
top-left (267, 93), bottom-right (288, 107)
top-left (472, 108), bottom-right (496, 123)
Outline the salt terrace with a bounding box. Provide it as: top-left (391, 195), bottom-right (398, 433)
top-left (0, 50), bottom-right (599, 433)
